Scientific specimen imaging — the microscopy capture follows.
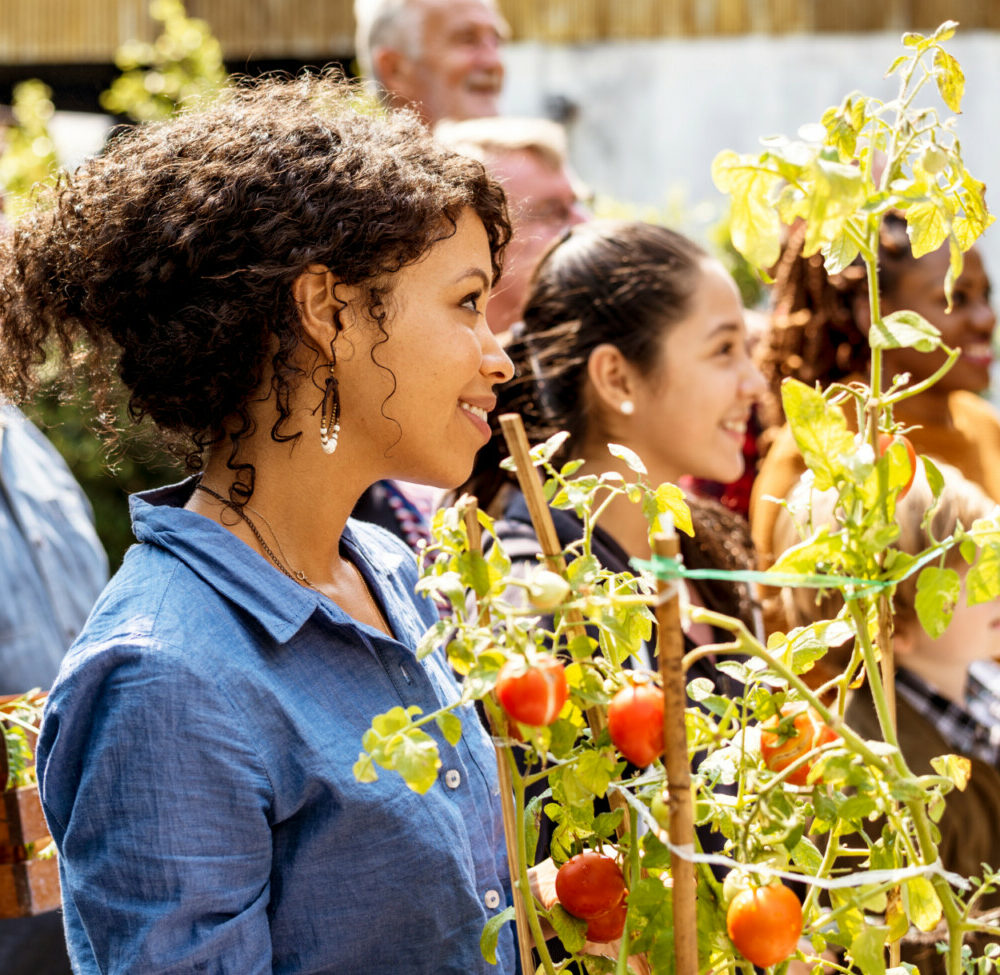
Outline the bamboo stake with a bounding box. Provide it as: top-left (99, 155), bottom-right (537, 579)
top-left (653, 529), bottom-right (698, 975)
top-left (497, 415), bottom-right (632, 843)
top-left (460, 500), bottom-right (537, 975)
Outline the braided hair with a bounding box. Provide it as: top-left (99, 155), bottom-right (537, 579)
top-left (755, 213), bottom-right (914, 431)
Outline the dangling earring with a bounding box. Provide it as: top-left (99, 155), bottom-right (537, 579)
top-left (620, 400), bottom-right (635, 416)
top-left (319, 350), bottom-right (340, 455)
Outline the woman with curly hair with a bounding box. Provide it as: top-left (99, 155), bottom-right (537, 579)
top-left (0, 74), bottom-right (518, 973)
top-left (750, 214), bottom-right (997, 579)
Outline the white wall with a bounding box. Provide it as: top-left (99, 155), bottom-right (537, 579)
top-left (500, 31), bottom-right (1000, 287)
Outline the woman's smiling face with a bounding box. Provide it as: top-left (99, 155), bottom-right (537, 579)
top-left (881, 244), bottom-right (995, 394)
top-left (335, 207), bottom-right (513, 489)
top-left (626, 258), bottom-right (766, 486)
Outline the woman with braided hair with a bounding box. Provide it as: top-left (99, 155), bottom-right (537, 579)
top-left (1, 73), bottom-right (521, 973)
top-left (750, 213), bottom-right (997, 592)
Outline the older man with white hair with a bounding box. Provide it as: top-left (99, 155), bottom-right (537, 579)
top-left (354, 0), bottom-right (508, 125)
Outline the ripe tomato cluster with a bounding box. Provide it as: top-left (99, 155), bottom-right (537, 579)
top-left (760, 705), bottom-right (837, 786)
top-left (495, 656), bottom-right (568, 727)
top-left (607, 681), bottom-right (664, 767)
top-left (555, 851), bottom-right (628, 941)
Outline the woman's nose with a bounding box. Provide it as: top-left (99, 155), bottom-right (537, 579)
top-left (481, 326), bottom-right (514, 383)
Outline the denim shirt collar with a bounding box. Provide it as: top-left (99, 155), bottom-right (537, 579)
top-left (129, 477), bottom-right (413, 646)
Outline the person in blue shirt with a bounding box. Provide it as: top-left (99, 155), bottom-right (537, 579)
top-left (0, 73), bottom-right (518, 974)
top-left (0, 403), bottom-right (107, 975)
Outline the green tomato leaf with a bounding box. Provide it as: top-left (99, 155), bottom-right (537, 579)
top-left (352, 752), bottom-right (378, 784)
top-left (711, 150), bottom-right (783, 269)
top-left (528, 430), bottom-right (571, 465)
top-left (922, 455), bottom-right (945, 500)
top-left (435, 711), bottom-right (463, 747)
top-left (847, 923), bottom-right (889, 974)
top-left (906, 200), bottom-right (949, 259)
top-left (933, 47), bottom-right (964, 113)
top-left (902, 875), bottom-right (943, 932)
top-left (930, 753), bottom-right (971, 791)
top-left (576, 747), bottom-right (618, 797)
top-left (914, 565), bottom-right (961, 638)
top-left (868, 310), bottom-right (942, 352)
top-left (648, 481), bottom-right (694, 537)
top-left (781, 378), bottom-right (856, 490)
top-left (607, 442), bottom-right (647, 475)
top-left (479, 905), bottom-right (515, 964)
top-left (966, 545), bottom-right (1000, 605)
top-left (547, 904), bottom-right (587, 954)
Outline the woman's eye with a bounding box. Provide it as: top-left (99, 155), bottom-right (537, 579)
top-left (461, 292), bottom-right (482, 313)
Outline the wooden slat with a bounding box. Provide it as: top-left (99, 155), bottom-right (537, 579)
top-left (0, 0), bottom-right (994, 65)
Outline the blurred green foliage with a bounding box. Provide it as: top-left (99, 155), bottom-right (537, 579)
top-left (0, 80), bottom-right (60, 222)
top-left (100, 0), bottom-right (226, 122)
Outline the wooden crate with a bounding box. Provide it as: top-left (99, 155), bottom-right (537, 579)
top-left (0, 854), bottom-right (60, 918)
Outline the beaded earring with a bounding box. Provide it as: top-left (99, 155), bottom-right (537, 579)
top-left (319, 350), bottom-right (340, 455)
top-left (620, 400), bottom-right (635, 416)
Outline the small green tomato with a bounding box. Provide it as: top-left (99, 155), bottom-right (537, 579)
top-left (526, 569), bottom-right (571, 610)
top-left (921, 145), bottom-right (948, 174)
top-left (650, 791), bottom-right (670, 830)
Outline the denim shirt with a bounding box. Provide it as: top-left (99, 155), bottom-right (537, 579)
top-left (0, 405), bottom-right (107, 694)
top-left (36, 479), bottom-right (515, 974)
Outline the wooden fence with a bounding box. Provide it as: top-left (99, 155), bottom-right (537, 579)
top-left (1, 0), bottom-right (997, 65)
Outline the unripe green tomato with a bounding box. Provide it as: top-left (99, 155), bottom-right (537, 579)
top-left (921, 145), bottom-right (948, 174)
top-left (650, 791), bottom-right (670, 831)
top-left (527, 569), bottom-right (571, 610)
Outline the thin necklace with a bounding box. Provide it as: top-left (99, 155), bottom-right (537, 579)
top-left (194, 483), bottom-right (313, 586)
top-left (193, 483), bottom-right (389, 632)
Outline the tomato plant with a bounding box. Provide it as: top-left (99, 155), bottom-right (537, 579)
top-left (878, 432), bottom-right (917, 499)
top-left (726, 883), bottom-right (803, 968)
top-left (760, 705), bottom-right (837, 786)
top-left (555, 851), bottom-right (627, 920)
top-left (495, 656), bottom-right (568, 726)
top-left (355, 24), bottom-right (1000, 975)
top-left (607, 681), bottom-right (664, 767)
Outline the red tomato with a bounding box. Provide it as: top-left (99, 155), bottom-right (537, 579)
top-left (760, 705), bottom-right (837, 786)
top-left (878, 432), bottom-right (917, 499)
top-left (584, 899), bottom-right (627, 942)
top-left (555, 851), bottom-right (627, 920)
top-left (726, 883), bottom-right (803, 967)
top-left (607, 682), bottom-right (664, 767)
top-left (495, 657), bottom-right (568, 726)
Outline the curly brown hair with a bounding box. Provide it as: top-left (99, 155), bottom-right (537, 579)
top-left (0, 71), bottom-right (510, 502)
top-left (755, 212), bottom-right (915, 430)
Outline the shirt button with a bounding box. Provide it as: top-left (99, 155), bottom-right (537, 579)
top-left (444, 769), bottom-right (461, 789)
top-left (484, 889), bottom-right (501, 909)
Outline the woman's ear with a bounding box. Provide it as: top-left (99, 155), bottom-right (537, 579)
top-left (586, 343), bottom-right (638, 415)
top-left (292, 264), bottom-right (347, 350)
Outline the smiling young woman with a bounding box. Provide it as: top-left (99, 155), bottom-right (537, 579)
top-left (0, 73), bottom-right (519, 974)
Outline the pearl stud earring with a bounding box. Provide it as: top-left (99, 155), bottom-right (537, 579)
top-left (620, 400), bottom-right (635, 416)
